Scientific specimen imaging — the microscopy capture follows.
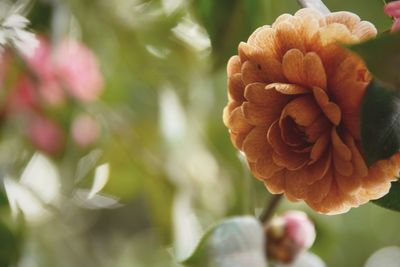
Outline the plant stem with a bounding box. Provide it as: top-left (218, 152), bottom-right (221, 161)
top-left (296, 0), bottom-right (330, 14)
top-left (259, 194), bottom-right (283, 224)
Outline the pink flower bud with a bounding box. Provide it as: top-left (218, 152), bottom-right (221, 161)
top-left (71, 114), bottom-right (100, 148)
top-left (281, 211), bottom-right (316, 249)
top-left (384, 1), bottom-right (400, 32)
top-left (54, 39), bottom-right (104, 102)
top-left (266, 210), bottom-right (316, 264)
top-left (27, 116), bottom-right (65, 155)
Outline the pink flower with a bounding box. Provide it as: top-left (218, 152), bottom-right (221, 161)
top-left (27, 116), bottom-right (65, 155)
top-left (24, 37), bottom-right (65, 105)
top-left (71, 114), bottom-right (100, 148)
top-left (23, 36), bottom-right (104, 104)
top-left (54, 39), bottom-right (104, 102)
top-left (384, 1), bottom-right (400, 32)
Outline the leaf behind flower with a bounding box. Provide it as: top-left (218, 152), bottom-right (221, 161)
top-left (360, 81), bottom-right (400, 165)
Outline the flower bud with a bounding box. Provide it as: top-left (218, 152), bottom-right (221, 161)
top-left (266, 211), bottom-right (316, 263)
top-left (71, 114), bottom-right (100, 148)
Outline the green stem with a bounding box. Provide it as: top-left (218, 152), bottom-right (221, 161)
top-left (259, 194), bottom-right (283, 224)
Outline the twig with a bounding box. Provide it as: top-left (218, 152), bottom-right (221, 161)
top-left (259, 194), bottom-right (283, 224)
top-left (296, 0), bottom-right (330, 14)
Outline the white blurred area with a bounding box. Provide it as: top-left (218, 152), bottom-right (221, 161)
top-left (159, 83), bottom-right (233, 260)
top-left (4, 153), bottom-right (60, 223)
top-left (4, 152), bottom-right (118, 224)
top-left (365, 246), bottom-right (400, 267)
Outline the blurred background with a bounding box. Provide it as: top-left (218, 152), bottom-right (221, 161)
top-left (0, 0), bottom-right (399, 266)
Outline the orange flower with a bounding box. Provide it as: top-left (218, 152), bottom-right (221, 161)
top-left (223, 8), bottom-right (400, 214)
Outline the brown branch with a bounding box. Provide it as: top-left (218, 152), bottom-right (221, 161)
top-left (296, 0), bottom-right (330, 14)
top-left (259, 194), bottom-right (283, 224)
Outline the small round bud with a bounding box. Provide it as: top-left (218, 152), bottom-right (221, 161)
top-left (71, 114), bottom-right (100, 148)
top-left (265, 210), bottom-right (316, 263)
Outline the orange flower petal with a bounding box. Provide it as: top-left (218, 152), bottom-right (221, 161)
top-left (250, 27), bottom-right (279, 59)
top-left (343, 132), bottom-right (368, 178)
top-left (266, 83), bottom-right (309, 95)
top-left (310, 181), bottom-right (351, 215)
top-left (242, 127), bottom-right (269, 162)
top-left (275, 21), bottom-right (306, 56)
top-left (335, 170), bottom-right (361, 195)
top-left (304, 115), bottom-right (331, 143)
top-left (228, 106), bottom-right (253, 133)
top-left (352, 21), bottom-right (377, 41)
top-left (306, 168), bottom-right (333, 203)
top-left (313, 87), bottom-right (341, 125)
top-left (302, 149), bottom-right (332, 184)
top-left (230, 131), bottom-right (249, 150)
top-left (241, 60), bottom-right (270, 85)
top-left (227, 55), bottom-right (242, 77)
top-left (281, 95), bottom-right (322, 127)
top-left (238, 42), bottom-right (255, 63)
top-left (331, 128), bottom-right (352, 161)
top-left (304, 52), bottom-right (327, 89)
top-left (256, 55), bottom-right (286, 83)
top-left (255, 155), bottom-right (283, 180)
top-left (309, 132), bottom-right (330, 164)
top-left (264, 171), bottom-right (285, 194)
top-left (285, 170), bottom-right (309, 199)
top-left (294, 8), bottom-right (325, 25)
top-left (280, 116), bottom-right (306, 146)
top-left (282, 49), bottom-right (306, 85)
top-left (247, 25), bottom-right (270, 46)
top-left (325, 11), bottom-right (360, 31)
top-left (268, 121), bottom-right (309, 170)
top-left (319, 23), bottom-right (357, 45)
top-left (228, 73), bottom-right (245, 102)
top-left (244, 83), bottom-right (292, 106)
top-left (223, 101), bottom-right (241, 126)
top-left (333, 152), bottom-right (354, 176)
top-left (242, 102), bottom-right (280, 127)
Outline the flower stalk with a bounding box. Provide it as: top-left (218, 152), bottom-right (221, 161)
top-left (259, 194), bottom-right (283, 224)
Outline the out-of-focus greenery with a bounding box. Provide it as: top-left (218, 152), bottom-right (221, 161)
top-left (0, 0), bottom-right (399, 267)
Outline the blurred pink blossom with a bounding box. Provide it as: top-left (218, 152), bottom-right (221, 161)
top-left (281, 211), bottom-right (316, 249)
top-left (54, 39), bottom-right (104, 102)
top-left (266, 210), bottom-right (316, 264)
top-left (24, 37), bottom-right (65, 105)
top-left (23, 36), bottom-right (103, 104)
top-left (384, 1), bottom-right (400, 32)
top-left (27, 116), bottom-right (65, 155)
top-left (71, 114), bottom-right (100, 148)
top-left (6, 75), bottom-right (38, 113)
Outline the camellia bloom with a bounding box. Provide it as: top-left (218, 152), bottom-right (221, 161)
top-left (223, 8), bottom-right (400, 214)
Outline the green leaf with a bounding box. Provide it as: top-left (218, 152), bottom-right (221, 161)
top-left (361, 80), bottom-right (400, 165)
top-left (181, 216), bottom-right (267, 267)
top-left (350, 32), bottom-right (400, 89)
top-left (374, 181), bottom-right (400, 211)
